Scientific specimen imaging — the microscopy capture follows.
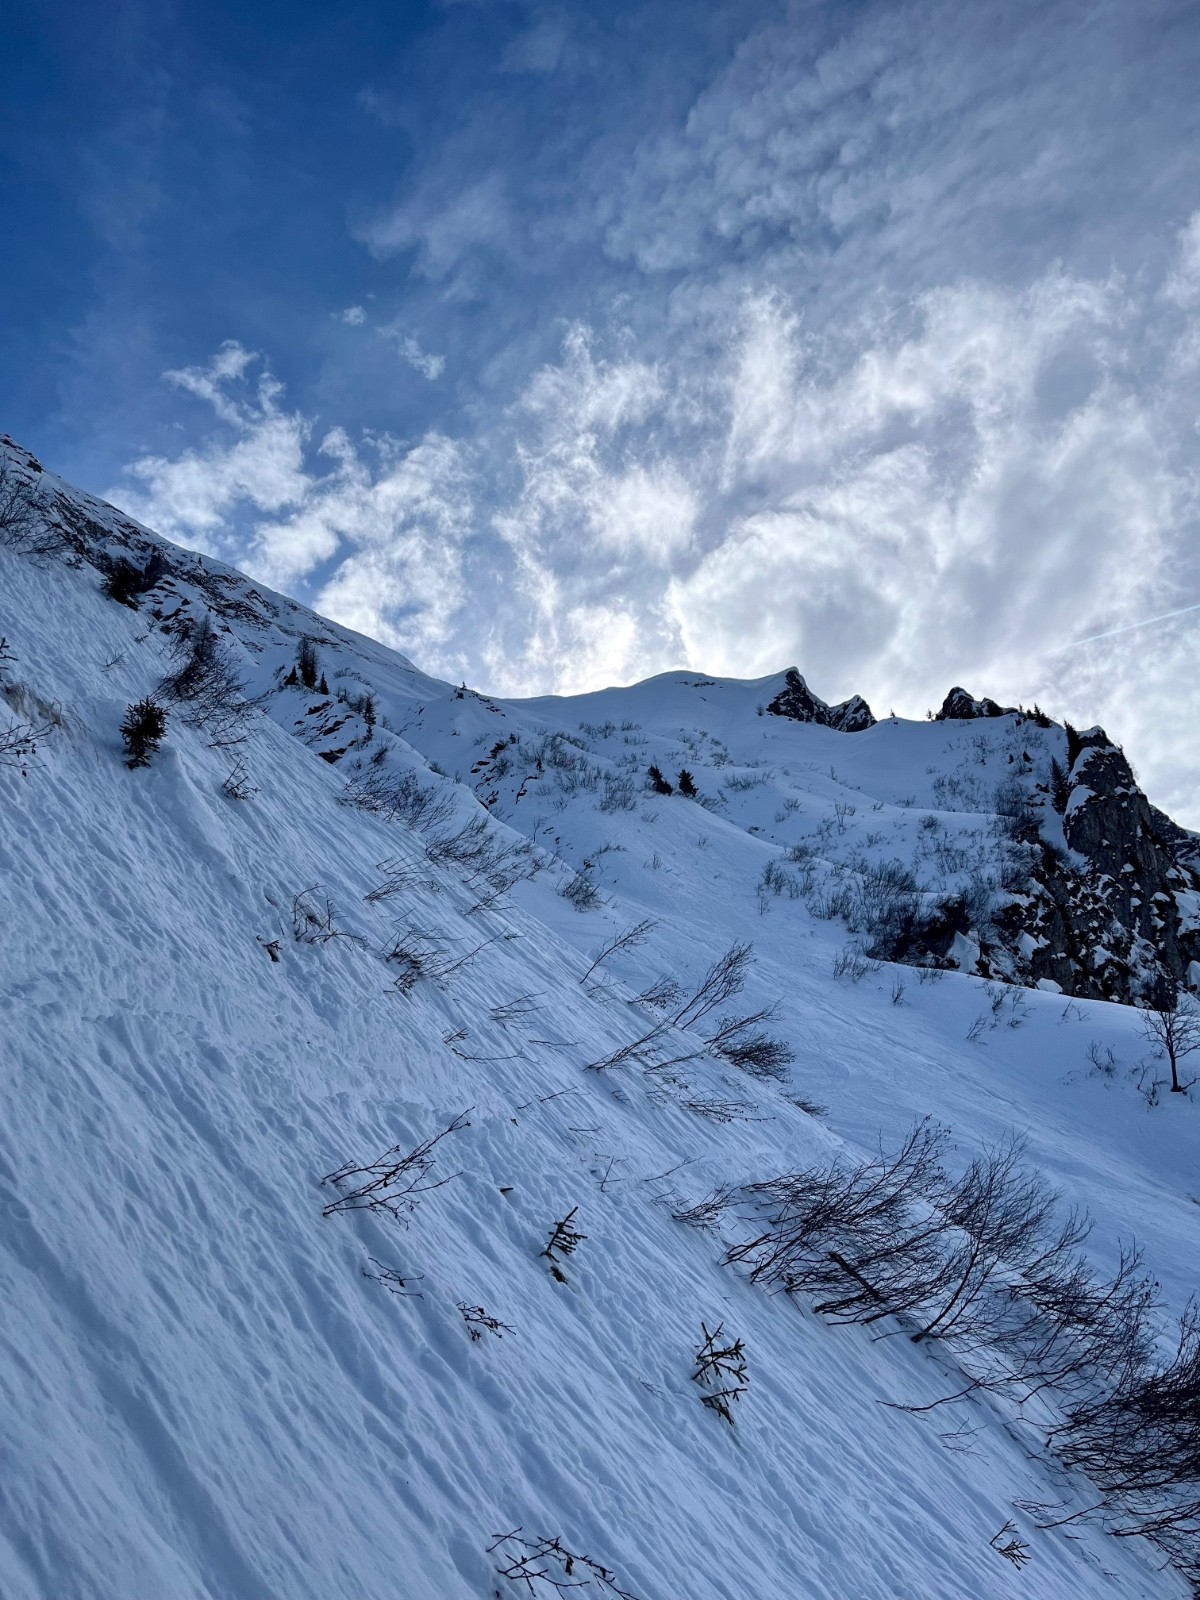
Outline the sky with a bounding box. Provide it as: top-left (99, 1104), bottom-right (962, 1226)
top-left (3, 0), bottom-right (1199, 822)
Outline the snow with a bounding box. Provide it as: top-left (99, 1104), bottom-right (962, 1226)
top-left (1, 447), bottom-right (1197, 1599)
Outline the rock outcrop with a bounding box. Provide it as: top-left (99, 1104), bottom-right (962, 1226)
top-left (991, 727), bottom-right (1200, 1005)
top-left (767, 669), bottom-right (875, 732)
top-left (935, 686), bottom-right (1018, 721)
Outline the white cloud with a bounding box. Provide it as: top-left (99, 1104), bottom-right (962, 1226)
top-left (378, 321), bottom-right (445, 380)
top-left (117, 356), bottom-right (311, 547)
top-left (335, 306), bottom-right (367, 326)
top-left (109, 353), bottom-right (476, 667)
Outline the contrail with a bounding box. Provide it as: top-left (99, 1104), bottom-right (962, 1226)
top-left (1047, 600), bottom-right (1200, 654)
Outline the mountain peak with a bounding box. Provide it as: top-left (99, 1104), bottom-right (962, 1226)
top-left (766, 666), bottom-right (876, 731)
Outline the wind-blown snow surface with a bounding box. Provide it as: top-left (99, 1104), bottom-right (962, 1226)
top-left (1, 467), bottom-right (1197, 1598)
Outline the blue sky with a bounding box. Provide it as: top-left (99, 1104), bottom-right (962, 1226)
top-left (4, 0), bottom-right (1200, 818)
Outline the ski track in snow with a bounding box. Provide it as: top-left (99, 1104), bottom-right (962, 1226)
top-left (1, 457), bottom-right (1197, 1599)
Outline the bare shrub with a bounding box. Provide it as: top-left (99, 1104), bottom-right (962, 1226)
top-left (724, 1121), bottom-right (950, 1323)
top-left (673, 941), bottom-right (753, 1028)
top-left (600, 773), bottom-right (637, 811)
top-left (585, 1020), bottom-right (668, 1073)
top-left (1139, 999), bottom-right (1200, 1094)
top-left (491, 993), bottom-right (542, 1023)
top-left (541, 1207), bottom-right (586, 1281)
top-left (221, 759), bottom-right (258, 800)
top-left (683, 1096), bottom-right (764, 1123)
top-left (672, 1187), bottom-right (735, 1230)
top-left (158, 614), bottom-right (249, 744)
top-left (427, 815), bottom-right (496, 874)
top-left (832, 943), bottom-right (874, 982)
top-left (693, 1321), bottom-right (748, 1424)
top-left (363, 855), bottom-right (439, 903)
top-left (706, 1007), bottom-right (794, 1080)
top-left (487, 1529), bottom-right (641, 1599)
top-left (631, 975), bottom-right (683, 1010)
top-left (1049, 1301), bottom-right (1200, 1563)
top-left (343, 765), bottom-right (455, 831)
top-left (758, 859), bottom-right (800, 906)
top-left (321, 1109), bottom-right (471, 1220)
top-left (458, 1303), bottom-right (514, 1341)
top-left (1086, 1040), bottom-right (1119, 1079)
top-left (362, 1258), bottom-right (424, 1297)
top-left (381, 927), bottom-right (436, 993)
top-left (580, 917), bottom-right (657, 985)
top-left (988, 1521), bottom-right (1032, 1569)
top-left (561, 870), bottom-right (602, 911)
top-left (291, 885), bottom-right (367, 947)
top-left (0, 706), bottom-right (55, 773)
top-left (0, 465), bottom-right (66, 556)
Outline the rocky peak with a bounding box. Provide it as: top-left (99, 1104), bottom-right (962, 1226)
top-left (935, 686), bottom-right (1018, 722)
top-left (767, 669), bottom-right (875, 732)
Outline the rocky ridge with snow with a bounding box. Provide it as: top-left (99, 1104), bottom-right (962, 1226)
top-left (3, 434), bottom-right (1200, 1600)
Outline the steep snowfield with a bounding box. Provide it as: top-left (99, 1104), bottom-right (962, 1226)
top-left (1, 450), bottom-right (1197, 1599)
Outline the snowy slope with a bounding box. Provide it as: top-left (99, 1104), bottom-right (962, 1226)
top-left (2, 440), bottom-right (1198, 1599)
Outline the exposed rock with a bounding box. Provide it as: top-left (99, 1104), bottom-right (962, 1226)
top-left (935, 686), bottom-right (1018, 722)
top-left (979, 728), bottom-right (1200, 1005)
top-left (767, 669), bottom-right (875, 732)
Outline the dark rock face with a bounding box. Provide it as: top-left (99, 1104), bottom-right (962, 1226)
top-left (987, 728), bottom-right (1200, 1006)
top-left (935, 686), bottom-right (1017, 722)
top-left (767, 669), bottom-right (876, 733)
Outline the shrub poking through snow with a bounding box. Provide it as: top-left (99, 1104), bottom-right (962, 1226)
top-left (487, 1529), bottom-right (641, 1598)
top-left (321, 1109), bottom-right (472, 1221)
top-left (0, 712), bottom-right (54, 774)
top-left (647, 764), bottom-right (673, 795)
top-left (290, 885), bottom-right (367, 947)
top-left (541, 1207), bottom-right (586, 1281)
top-left (158, 614), bottom-right (249, 745)
top-left (458, 1303), bottom-right (514, 1341)
top-left (988, 1522), bottom-right (1032, 1569)
top-left (221, 759), bottom-right (258, 801)
top-left (707, 1008), bottom-right (795, 1080)
top-left (120, 697), bottom-right (167, 768)
top-left (673, 941), bottom-right (753, 1028)
top-left (677, 767), bottom-right (697, 797)
top-left (561, 870), bottom-right (602, 911)
top-left (362, 1258), bottom-right (424, 1298)
top-left (579, 917), bottom-right (657, 985)
top-left (693, 1321), bottom-right (749, 1424)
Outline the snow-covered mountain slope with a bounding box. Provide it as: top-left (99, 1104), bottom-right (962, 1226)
top-left (2, 436), bottom-right (1199, 1599)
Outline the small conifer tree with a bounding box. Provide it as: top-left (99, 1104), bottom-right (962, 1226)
top-left (120, 698), bottom-right (168, 768)
top-left (297, 637), bottom-right (319, 690)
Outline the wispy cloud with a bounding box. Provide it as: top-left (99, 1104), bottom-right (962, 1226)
top-left (111, 350), bottom-right (476, 673)
top-left (378, 320), bottom-right (446, 380)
